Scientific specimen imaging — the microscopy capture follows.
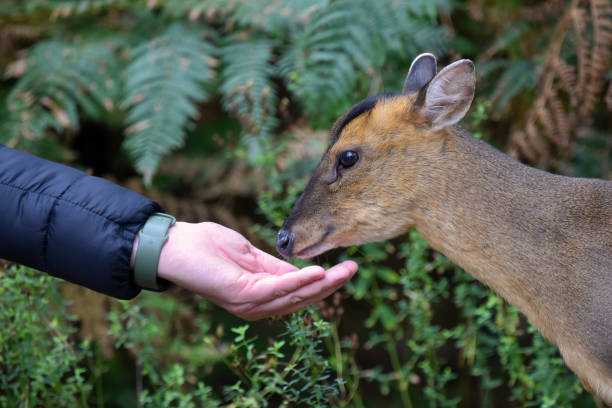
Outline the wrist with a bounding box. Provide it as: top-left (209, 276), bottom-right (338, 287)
top-left (156, 221), bottom-right (214, 284)
top-left (157, 222), bottom-right (180, 281)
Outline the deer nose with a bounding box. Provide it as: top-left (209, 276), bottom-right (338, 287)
top-left (276, 228), bottom-right (295, 258)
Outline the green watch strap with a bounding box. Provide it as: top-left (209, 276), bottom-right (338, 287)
top-left (133, 212), bottom-right (176, 291)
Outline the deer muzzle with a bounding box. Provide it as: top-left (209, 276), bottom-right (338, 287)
top-left (276, 228), bottom-right (295, 258)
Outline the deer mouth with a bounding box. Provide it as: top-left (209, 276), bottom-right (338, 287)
top-left (294, 231), bottom-right (336, 258)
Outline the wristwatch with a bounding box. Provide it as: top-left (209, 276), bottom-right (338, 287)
top-left (133, 212), bottom-right (175, 291)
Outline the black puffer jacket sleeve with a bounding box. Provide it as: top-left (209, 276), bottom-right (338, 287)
top-left (0, 143), bottom-right (163, 299)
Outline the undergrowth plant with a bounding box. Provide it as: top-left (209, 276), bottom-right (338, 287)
top-left (226, 312), bottom-right (340, 407)
top-left (0, 265), bottom-right (91, 407)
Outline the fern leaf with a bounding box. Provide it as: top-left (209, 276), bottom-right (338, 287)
top-left (1, 39), bottom-right (119, 151)
top-left (15, 40), bottom-right (118, 118)
top-left (572, 5), bottom-right (590, 101)
top-left (219, 38), bottom-right (279, 138)
top-left (282, 0), bottom-right (451, 122)
top-left (283, 0), bottom-right (381, 119)
top-left (122, 23), bottom-right (217, 185)
top-left (380, 0), bottom-right (452, 56)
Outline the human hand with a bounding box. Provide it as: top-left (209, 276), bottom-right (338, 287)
top-left (153, 222), bottom-right (357, 320)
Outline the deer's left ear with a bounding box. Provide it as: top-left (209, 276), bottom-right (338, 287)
top-left (403, 53), bottom-right (437, 94)
top-left (421, 59), bottom-right (475, 131)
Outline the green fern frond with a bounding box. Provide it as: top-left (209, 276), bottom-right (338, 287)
top-left (219, 38), bottom-right (279, 138)
top-left (1, 39), bottom-right (119, 150)
top-left (282, 1), bottom-right (382, 120)
top-left (403, 22), bottom-right (451, 57)
top-left (13, 40), bottom-right (120, 119)
top-left (281, 0), bottom-right (452, 122)
top-left (368, 0), bottom-right (451, 56)
top-left (0, 96), bottom-right (60, 147)
top-left (122, 23), bottom-right (217, 185)
top-left (156, 0), bottom-right (453, 141)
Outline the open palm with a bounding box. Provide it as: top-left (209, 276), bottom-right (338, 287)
top-left (157, 222), bottom-right (357, 320)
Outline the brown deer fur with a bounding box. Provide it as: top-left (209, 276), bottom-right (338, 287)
top-left (278, 54), bottom-right (612, 402)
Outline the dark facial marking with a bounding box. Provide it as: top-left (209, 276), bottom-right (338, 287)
top-left (329, 92), bottom-right (398, 146)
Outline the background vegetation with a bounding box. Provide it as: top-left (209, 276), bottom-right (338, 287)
top-left (0, 0), bottom-right (610, 407)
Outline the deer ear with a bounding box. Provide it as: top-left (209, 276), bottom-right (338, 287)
top-left (402, 53), bottom-right (437, 94)
top-left (421, 59), bottom-right (475, 131)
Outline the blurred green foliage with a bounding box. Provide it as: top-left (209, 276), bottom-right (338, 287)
top-left (1, 0), bottom-right (610, 407)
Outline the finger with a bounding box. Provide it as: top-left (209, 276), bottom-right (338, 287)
top-left (249, 267), bottom-right (354, 320)
top-left (277, 284), bottom-right (342, 316)
top-left (245, 265), bottom-right (326, 303)
top-left (246, 261), bottom-right (357, 319)
top-left (250, 246), bottom-right (299, 275)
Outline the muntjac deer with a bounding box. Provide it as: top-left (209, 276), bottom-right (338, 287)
top-left (276, 53), bottom-right (612, 403)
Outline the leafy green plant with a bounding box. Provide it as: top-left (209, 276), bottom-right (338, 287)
top-left (226, 311), bottom-right (340, 407)
top-left (0, 265), bottom-right (91, 407)
top-left (107, 292), bottom-right (228, 406)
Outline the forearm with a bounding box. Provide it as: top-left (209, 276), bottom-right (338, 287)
top-left (0, 144), bottom-right (162, 299)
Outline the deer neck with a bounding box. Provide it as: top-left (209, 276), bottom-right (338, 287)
top-left (409, 126), bottom-right (574, 335)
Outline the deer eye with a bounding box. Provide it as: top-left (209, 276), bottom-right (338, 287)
top-left (338, 151), bottom-right (359, 168)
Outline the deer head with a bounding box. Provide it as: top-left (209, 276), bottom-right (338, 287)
top-left (277, 53), bottom-right (475, 258)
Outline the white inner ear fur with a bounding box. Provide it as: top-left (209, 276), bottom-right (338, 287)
top-left (423, 59), bottom-right (475, 131)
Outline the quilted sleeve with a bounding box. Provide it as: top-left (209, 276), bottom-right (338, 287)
top-left (0, 144), bottom-right (163, 299)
